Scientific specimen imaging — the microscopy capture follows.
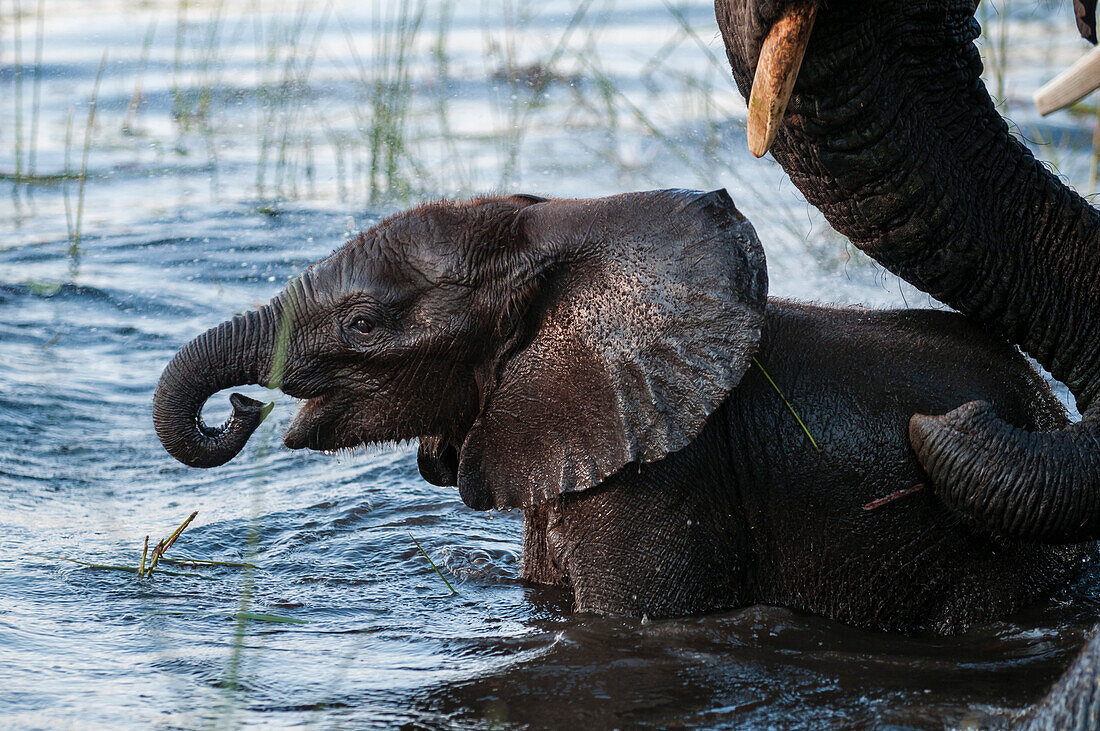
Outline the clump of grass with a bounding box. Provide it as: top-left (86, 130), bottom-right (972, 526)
top-left (31, 509), bottom-right (256, 581)
top-left (252, 1), bottom-right (331, 201)
top-left (142, 510), bottom-right (197, 577)
top-left (342, 0), bottom-right (426, 203)
top-left (3, 0), bottom-right (48, 186)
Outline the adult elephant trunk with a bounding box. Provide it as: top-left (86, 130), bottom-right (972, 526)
top-left (153, 302), bottom-right (283, 468)
top-left (715, 0), bottom-right (1100, 541)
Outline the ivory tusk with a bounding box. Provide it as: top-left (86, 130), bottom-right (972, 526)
top-left (1034, 45), bottom-right (1100, 116)
top-left (747, 3), bottom-right (819, 158)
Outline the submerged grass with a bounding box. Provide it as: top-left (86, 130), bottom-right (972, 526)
top-left (30, 510), bottom-right (260, 583)
top-left (30, 553), bottom-right (213, 580)
top-left (160, 556), bottom-right (258, 569)
top-left (154, 610), bottom-right (308, 624)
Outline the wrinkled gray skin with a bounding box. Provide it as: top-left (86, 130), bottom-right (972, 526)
top-left (715, 0), bottom-right (1100, 723)
top-left (717, 0), bottom-right (1100, 544)
top-left (154, 189), bottom-right (1090, 635)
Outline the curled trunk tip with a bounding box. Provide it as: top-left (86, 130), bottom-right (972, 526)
top-left (152, 307), bottom-right (278, 468)
top-left (910, 401), bottom-right (1100, 542)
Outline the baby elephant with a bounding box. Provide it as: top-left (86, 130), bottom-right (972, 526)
top-left (153, 189), bottom-right (1090, 634)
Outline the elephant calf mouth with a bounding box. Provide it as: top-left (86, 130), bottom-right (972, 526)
top-left (284, 394), bottom-right (349, 452)
top-left (417, 438), bottom-right (460, 486)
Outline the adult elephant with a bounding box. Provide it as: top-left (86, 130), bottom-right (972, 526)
top-left (714, 1), bottom-right (1100, 724)
top-left (714, 0), bottom-right (1100, 542)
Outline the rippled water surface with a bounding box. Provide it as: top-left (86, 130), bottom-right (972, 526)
top-left (3, 1), bottom-right (1100, 728)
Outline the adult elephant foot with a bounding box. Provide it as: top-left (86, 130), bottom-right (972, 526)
top-left (1018, 630), bottom-right (1100, 729)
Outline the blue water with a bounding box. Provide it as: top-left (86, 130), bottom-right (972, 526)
top-left (0, 198), bottom-right (1097, 728)
top-left (2, 0), bottom-right (1099, 727)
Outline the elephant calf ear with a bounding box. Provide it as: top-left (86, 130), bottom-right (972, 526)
top-left (457, 189), bottom-right (768, 511)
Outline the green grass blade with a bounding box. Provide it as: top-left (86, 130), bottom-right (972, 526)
top-left (139, 535), bottom-right (149, 578)
top-left (31, 553), bottom-right (139, 573)
top-left (752, 356), bottom-right (821, 453)
top-left (408, 531), bottom-right (456, 595)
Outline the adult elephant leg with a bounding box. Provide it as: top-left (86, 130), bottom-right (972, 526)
top-left (1018, 629), bottom-right (1100, 729)
top-left (714, 0), bottom-right (1100, 541)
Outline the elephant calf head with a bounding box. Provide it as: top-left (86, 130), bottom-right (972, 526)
top-left (153, 189), bottom-right (768, 510)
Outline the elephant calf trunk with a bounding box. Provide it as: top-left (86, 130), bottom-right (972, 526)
top-left (153, 307), bottom-right (277, 468)
top-left (910, 401), bottom-right (1100, 542)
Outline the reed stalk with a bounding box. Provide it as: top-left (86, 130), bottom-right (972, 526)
top-left (67, 51), bottom-right (107, 274)
top-left (123, 20), bottom-right (158, 135)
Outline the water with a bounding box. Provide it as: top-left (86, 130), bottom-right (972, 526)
top-left (2, 1), bottom-right (1099, 728)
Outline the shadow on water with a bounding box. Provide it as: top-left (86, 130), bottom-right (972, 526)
top-left (414, 597), bottom-right (1100, 729)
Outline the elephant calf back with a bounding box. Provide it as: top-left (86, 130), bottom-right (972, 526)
top-left (521, 300), bottom-right (1092, 634)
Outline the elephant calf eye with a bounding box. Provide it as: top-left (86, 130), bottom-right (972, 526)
top-left (350, 316), bottom-right (374, 334)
